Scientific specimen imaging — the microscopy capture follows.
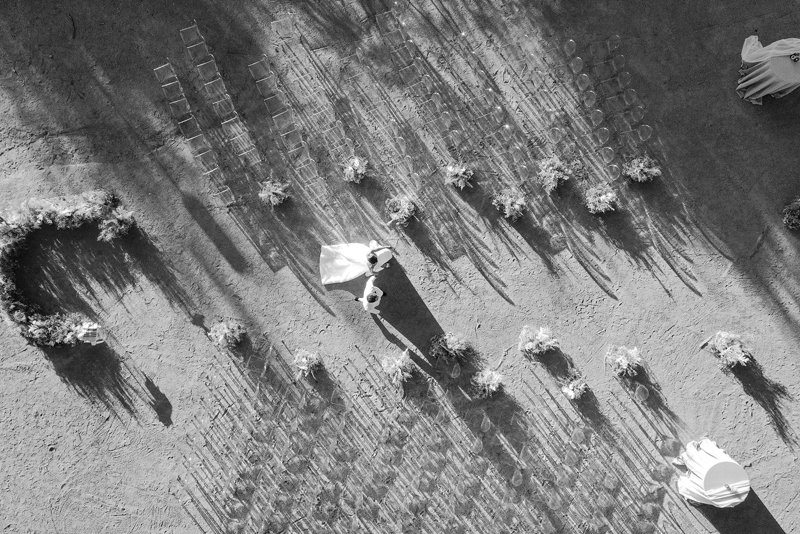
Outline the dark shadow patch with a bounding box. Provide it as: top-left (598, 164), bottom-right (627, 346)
top-left (42, 343), bottom-right (138, 419)
top-left (181, 193), bottom-right (249, 273)
top-left (143, 374), bottom-right (173, 427)
top-left (190, 313), bottom-right (209, 333)
top-left (730, 361), bottom-right (795, 446)
top-left (617, 364), bottom-right (683, 435)
top-left (697, 490), bottom-right (787, 534)
top-left (12, 224), bottom-right (194, 319)
top-left (373, 261), bottom-right (445, 354)
top-left (531, 347), bottom-right (575, 381)
top-left (571, 389), bottom-right (615, 434)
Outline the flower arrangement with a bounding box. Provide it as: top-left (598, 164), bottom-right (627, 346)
top-left (382, 348), bottom-right (415, 386)
top-left (561, 375), bottom-right (589, 400)
top-left (259, 179), bottom-right (290, 207)
top-left (492, 189), bottom-right (527, 221)
top-left (474, 369), bottom-right (504, 398)
top-left (386, 195), bottom-right (418, 227)
top-left (622, 155), bottom-right (662, 183)
top-left (518, 326), bottom-right (559, 357)
top-left (443, 164), bottom-right (474, 190)
top-left (429, 332), bottom-right (471, 362)
top-left (782, 198), bottom-right (800, 230)
top-left (0, 191), bottom-right (135, 347)
top-left (585, 184), bottom-right (618, 214)
top-left (293, 349), bottom-right (323, 379)
top-left (208, 320), bottom-right (247, 349)
top-left (343, 156), bottom-right (368, 183)
top-left (708, 331), bottom-right (753, 369)
top-left (605, 345), bottom-right (643, 378)
top-left (537, 154), bottom-right (572, 194)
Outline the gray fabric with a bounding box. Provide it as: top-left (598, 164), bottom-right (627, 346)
top-left (737, 35), bottom-right (800, 105)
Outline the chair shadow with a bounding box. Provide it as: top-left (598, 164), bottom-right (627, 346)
top-left (408, 342), bottom-right (578, 527)
top-left (730, 361), bottom-right (796, 446)
top-left (697, 490), bottom-right (787, 534)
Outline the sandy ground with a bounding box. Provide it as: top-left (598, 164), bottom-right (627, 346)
top-left (1, 0), bottom-right (799, 532)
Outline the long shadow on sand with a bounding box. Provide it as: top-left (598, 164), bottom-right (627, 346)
top-left (42, 343), bottom-right (138, 418)
top-left (12, 224), bottom-right (193, 318)
top-left (730, 361), bottom-right (795, 447)
top-left (698, 490), bottom-right (787, 534)
top-left (371, 261), bottom-right (444, 354)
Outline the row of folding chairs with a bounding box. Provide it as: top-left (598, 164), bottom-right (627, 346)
top-left (246, 54), bottom-right (331, 205)
top-left (153, 60), bottom-right (221, 177)
top-left (153, 60), bottom-right (235, 206)
top-left (180, 21), bottom-right (265, 174)
top-left (247, 55), bottom-right (306, 156)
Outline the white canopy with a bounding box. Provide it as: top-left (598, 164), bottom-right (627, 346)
top-left (676, 439), bottom-right (750, 508)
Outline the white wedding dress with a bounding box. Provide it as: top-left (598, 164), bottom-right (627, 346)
top-left (319, 243), bottom-right (392, 284)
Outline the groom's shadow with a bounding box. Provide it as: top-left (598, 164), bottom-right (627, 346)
top-left (372, 262), bottom-right (445, 355)
top-left (324, 259), bottom-right (444, 354)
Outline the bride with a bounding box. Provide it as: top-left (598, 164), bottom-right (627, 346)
top-left (319, 239), bottom-right (393, 284)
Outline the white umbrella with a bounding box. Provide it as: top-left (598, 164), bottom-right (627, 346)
top-left (676, 439), bottom-right (750, 508)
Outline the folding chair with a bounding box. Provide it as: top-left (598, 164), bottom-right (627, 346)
top-left (211, 95), bottom-right (236, 120)
top-left (161, 80), bottom-right (184, 102)
top-left (229, 133), bottom-right (254, 155)
top-left (389, 44), bottom-right (413, 67)
top-left (153, 62), bottom-right (177, 85)
top-left (187, 41), bottom-right (211, 65)
top-left (196, 57), bottom-right (219, 83)
top-left (375, 11), bottom-right (400, 34)
top-left (247, 56), bottom-right (271, 81)
top-left (196, 150), bottom-right (218, 173)
top-left (322, 125), bottom-right (344, 148)
top-left (294, 159), bottom-right (318, 180)
top-left (239, 148), bottom-right (261, 167)
top-left (211, 186), bottom-right (236, 207)
top-left (282, 129), bottom-right (303, 151)
top-left (178, 116), bottom-right (202, 138)
top-left (272, 108), bottom-right (295, 134)
top-left (593, 55), bottom-right (626, 81)
top-left (169, 97), bottom-right (191, 119)
top-left (598, 77), bottom-right (624, 98)
top-left (204, 77), bottom-right (228, 102)
top-left (264, 92), bottom-right (286, 115)
top-left (406, 81), bottom-right (427, 99)
top-left (255, 75), bottom-right (278, 97)
top-left (186, 134), bottom-right (211, 155)
top-left (328, 143), bottom-right (351, 163)
top-left (179, 22), bottom-right (204, 47)
top-left (271, 17), bottom-right (296, 40)
top-left (204, 167), bottom-right (223, 182)
top-left (383, 30), bottom-right (406, 49)
top-left (398, 64), bottom-right (421, 86)
top-left (605, 94), bottom-right (626, 114)
top-left (222, 116), bottom-right (247, 140)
